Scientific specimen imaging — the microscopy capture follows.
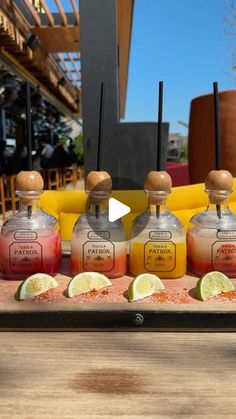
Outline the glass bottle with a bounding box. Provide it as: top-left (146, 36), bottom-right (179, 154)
top-left (187, 170), bottom-right (236, 277)
top-left (71, 171), bottom-right (127, 278)
top-left (0, 171), bottom-right (61, 280)
top-left (129, 171), bottom-right (186, 278)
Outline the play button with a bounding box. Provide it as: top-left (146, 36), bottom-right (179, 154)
top-left (85, 176), bottom-right (150, 241)
top-left (108, 198), bottom-right (131, 222)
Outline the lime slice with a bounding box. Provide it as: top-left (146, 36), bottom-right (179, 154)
top-left (67, 272), bottom-right (112, 297)
top-left (195, 271), bottom-right (234, 301)
top-left (127, 273), bottom-right (165, 302)
top-left (16, 273), bottom-right (58, 300)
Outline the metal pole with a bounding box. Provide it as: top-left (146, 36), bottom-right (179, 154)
top-left (25, 81), bottom-right (32, 170)
top-left (0, 108), bottom-right (6, 142)
top-left (49, 127), bottom-right (54, 144)
top-left (80, 0), bottom-right (119, 175)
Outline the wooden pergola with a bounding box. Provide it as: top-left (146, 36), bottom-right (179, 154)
top-left (0, 0), bottom-right (133, 118)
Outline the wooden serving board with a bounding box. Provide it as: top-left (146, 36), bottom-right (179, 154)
top-left (0, 247), bottom-right (236, 331)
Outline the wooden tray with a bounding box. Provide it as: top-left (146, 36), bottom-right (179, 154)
top-left (0, 247), bottom-right (236, 331)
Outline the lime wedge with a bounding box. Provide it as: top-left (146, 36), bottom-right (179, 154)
top-left (127, 273), bottom-right (165, 302)
top-left (67, 272), bottom-right (112, 297)
top-left (195, 271), bottom-right (234, 301)
top-left (16, 273), bottom-right (58, 300)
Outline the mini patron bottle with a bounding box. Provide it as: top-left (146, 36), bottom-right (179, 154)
top-left (71, 171), bottom-right (127, 278)
top-left (187, 170), bottom-right (236, 277)
top-left (0, 171), bottom-right (61, 279)
top-left (129, 171), bottom-right (186, 278)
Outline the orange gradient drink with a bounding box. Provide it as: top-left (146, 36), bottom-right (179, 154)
top-left (130, 240), bottom-right (186, 278)
top-left (129, 171), bottom-right (186, 279)
top-left (71, 240), bottom-right (126, 278)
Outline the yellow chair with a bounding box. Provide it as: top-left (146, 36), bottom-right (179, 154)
top-left (39, 179), bottom-right (236, 241)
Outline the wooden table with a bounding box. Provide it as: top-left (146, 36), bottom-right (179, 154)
top-left (0, 245), bottom-right (236, 417)
top-left (0, 331), bottom-right (235, 418)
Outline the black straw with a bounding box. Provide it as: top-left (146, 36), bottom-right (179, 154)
top-left (213, 82), bottom-right (221, 170)
top-left (25, 81), bottom-right (32, 171)
top-left (213, 82), bottom-right (222, 219)
top-left (27, 205), bottom-right (32, 219)
top-left (156, 81), bottom-right (164, 219)
top-left (97, 82), bottom-right (105, 171)
top-left (156, 206), bottom-right (160, 218)
top-left (95, 82), bottom-right (105, 218)
top-left (157, 81), bottom-right (163, 171)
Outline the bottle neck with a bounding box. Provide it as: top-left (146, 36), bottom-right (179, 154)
top-left (146, 190), bottom-right (169, 214)
top-left (17, 191), bottom-right (42, 217)
top-left (148, 201), bottom-right (168, 213)
top-left (86, 191), bottom-right (109, 216)
top-left (207, 201), bottom-right (229, 212)
top-left (206, 190), bottom-right (231, 217)
top-left (19, 198), bottom-right (40, 212)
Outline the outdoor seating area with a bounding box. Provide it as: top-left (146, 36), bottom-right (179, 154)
top-left (0, 165), bottom-right (84, 222)
top-left (41, 165), bottom-right (84, 190)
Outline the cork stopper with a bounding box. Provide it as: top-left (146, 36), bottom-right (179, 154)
top-left (205, 170), bottom-right (234, 204)
top-left (16, 171), bottom-right (44, 192)
top-left (144, 171), bottom-right (172, 205)
top-left (15, 171), bottom-right (44, 206)
top-left (86, 171), bottom-right (112, 192)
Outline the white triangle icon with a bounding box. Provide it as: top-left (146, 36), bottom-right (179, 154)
top-left (108, 198), bottom-right (131, 222)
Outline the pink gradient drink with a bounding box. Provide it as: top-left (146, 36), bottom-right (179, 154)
top-left (187, 171), bottom-right (236, 277)
top-left (187, 228), bottom-right (236, 277)
top-left (0, 171), bottom-right (61, 280)
top-left (0, 230), bottom-right (61, 280)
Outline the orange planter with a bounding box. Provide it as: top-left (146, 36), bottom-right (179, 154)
top-left (188, 89), bottom-right (236, 183)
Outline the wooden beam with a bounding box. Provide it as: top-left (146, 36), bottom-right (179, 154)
top-left (68, 52), bottom-right (81, 81)
top-left (54, 0), bottom-right (68, 26)
top-left (57, 52), bottom-right (80, 91)
top-left (0, 9), bottom-right (25, 51)
top-left (0, 8), bottom-right (79, 112)
top-left (70, 0), bottom-right (80, 25)
top-left (21, 0), bottom-right (41, 26)
top-left (32, 26), bottom-right (80, 52)
top-left (39, 0), bottom-right (55, 26)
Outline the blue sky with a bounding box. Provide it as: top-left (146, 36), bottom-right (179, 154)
top-left (124, 0), bottom-right (235, 134)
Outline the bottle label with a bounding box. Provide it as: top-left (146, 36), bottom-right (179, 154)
top-left (144, 241), bottom-right (176, 272)
top-left (83, 240), bottom-right (115, 272)
top-left (87, 231), bottom-right (110, 240)
top-left (212, 240), bottom-right (236, 271)
top-left (9, 241), bottom-right (42, 272)
top-left (149, 231), bottom-right (172, 240)
top-left (14, 231), bottom-right (38, 241)
top-left (217, 230), bottom-right (236, 239)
